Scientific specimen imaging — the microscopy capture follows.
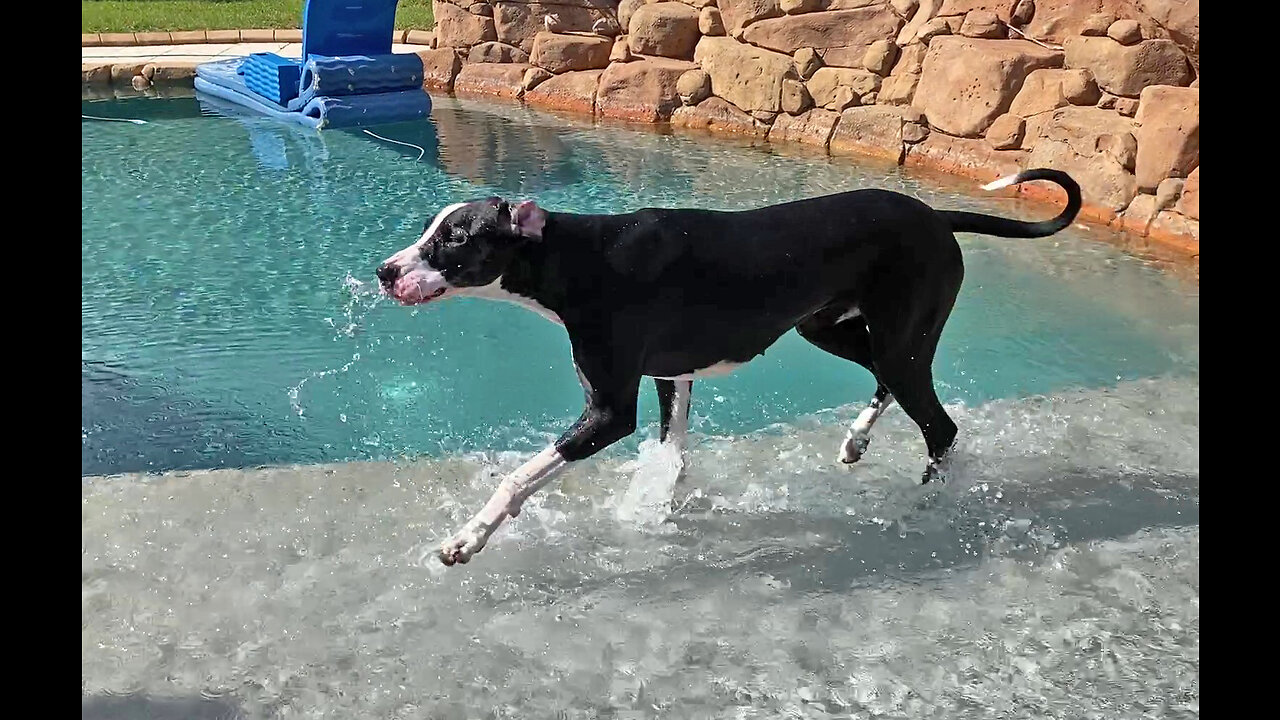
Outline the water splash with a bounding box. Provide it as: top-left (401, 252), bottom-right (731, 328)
top-left (288, 274), bottom-right (383, 417)
top-left (610, 438), bottom-right (686, 528)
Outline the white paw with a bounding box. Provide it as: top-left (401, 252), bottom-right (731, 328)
top-left (838, 433), bottom-right (870, 464)
top-left (438, 523), bottom-right (488, 566)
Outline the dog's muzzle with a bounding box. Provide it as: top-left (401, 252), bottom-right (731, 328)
top-left (377, 262), bottom-right (451, 305)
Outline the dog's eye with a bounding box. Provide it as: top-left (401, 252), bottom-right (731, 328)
top-left (445, 227), bottom-right (467, 246)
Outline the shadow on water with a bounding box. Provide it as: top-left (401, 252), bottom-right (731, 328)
top-left (81, 361), bottom-right (290, 476)
top-left (82, 693), bottom-right (246, 720)
top-left (554, 467), bottom-right (1199, 599)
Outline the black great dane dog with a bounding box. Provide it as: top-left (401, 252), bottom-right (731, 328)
top-left (377, 169), bottom-right (1081, 566)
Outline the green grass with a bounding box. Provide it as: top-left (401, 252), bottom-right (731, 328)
top-left (82, 0), bottom-right (434, 33)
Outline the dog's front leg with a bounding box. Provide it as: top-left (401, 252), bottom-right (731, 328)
top-left (439, 378), bottom-right (640, 566)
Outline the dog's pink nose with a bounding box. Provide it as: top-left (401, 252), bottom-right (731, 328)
top-left (376, 264), bottom-right (399, 285)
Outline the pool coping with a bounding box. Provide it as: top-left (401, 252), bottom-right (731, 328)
top-left (82, 32), bottom-right (1198, 277)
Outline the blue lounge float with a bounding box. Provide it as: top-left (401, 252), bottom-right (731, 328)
top-left (194, 0), bottom-right (432, 129)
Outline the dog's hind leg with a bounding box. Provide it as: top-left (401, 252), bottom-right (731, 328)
top-left (873, 358), bottom-right (956, 483)
top-left (655, 378), bottom-right (694, 510)
top-left (796, 315), bottom-right (894, 465)
top-left (654, 378), bottom-right (692, 459)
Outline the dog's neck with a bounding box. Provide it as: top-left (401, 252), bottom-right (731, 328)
top-left (461, 212), bottom-right (583, 325)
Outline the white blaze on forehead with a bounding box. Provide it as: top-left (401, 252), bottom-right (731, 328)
top-left (381, 202), bottom-right (469, 268)
top-left (419, 202), bottom-right (469, 244)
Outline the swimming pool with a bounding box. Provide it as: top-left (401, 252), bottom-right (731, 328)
top-left (82, 94), bottom-right (1198, 718)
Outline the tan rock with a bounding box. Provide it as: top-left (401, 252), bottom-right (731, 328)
top-left (1175, 166), bottom-right (1198, 220)
top-left (717, 0), bottom-right (784, 37)
top-left (522, 66), bottom-right (553, 92)
top-left (905, 133), bottom-right (1025, 182)
top-left (677, 69), bottom-right (713, 105)
top-left (807, 67), bottom-right (880, 111)
top-left (892, 0), bottom-right (921, 19)
top-left (863, 40), bottom-right (898, 76)
top-left (1080, 12), bottom-right (1114, 36)
top-left (902, 119), bottom-right (930, 143)
top-left (741, 6), bottom-right (904, 68)
top-left (700, 7), bottom-right (726, 36)
top-left (1063, 36), bottom-right (1191, 97)
top-left (781, 0), bottom-right (821, 13)
top-left (985, 113), bottom-right (1025, 149)
top-left (435, 1), bottom-right (498, 47)
top-left (82, 63), bottom-right (112, 85)
top-left (1120, 193), bottom-right (1160, 235)
top-left (1135, 0), bottom-right (1199, 72)
top-left (960, 10), bottom-right (1004, 38)
top-left (794, 47), bottom-right (822, 79)
top-left (416, 48), bottom-right (463, 91)
top-left (752, 109), bottom-right (779, 122)
top-left (525, 68), bottom-right (603, 114)
top-left (914, 37), bottom-right (1063, 137)
top-left (1107, 19), bottom-right (1142, 45)
top-left (1026, 105), bottom-right (1139, 211)
top-left (694, 35), bottom-right (798, 114)
top-left (878, 72), bottom-right (920, 105)
top-left (468, 41), bottom-right (530, 64)
top-left (110, 63), bottom-right (146, 84)
top-left (593, 17), bottom-right (622, 37)
top-left (782, 78), bottom-right (813, 114)
top-left (454, 62), bottom-right (530, 99)
top-left (610, 36), bottom-right (633, 62)
top-left (768, 107), bottom-right (841, 146)
top-left (916, 17), bottom-right (953, 44)
top-left (495, 2), bottom-right (612, 53)
top-left (619, 0), bottom-right (646, 32)
top-left (1097, 131), bottom-right (1137, 171)
top-left (596, 56), bottom-right (698, 121)
top-left (1010, 0), bottom-right (1034, 26)
top-left (1133, 85), bottom-right (1198, 191)
top-left (829, 105), bottom-right (904, 163)
top-left (671, 96), bottom-right (769, 136)
top-left (896, 0), bottom-right (942, 44)
top-left (1147, 209), bottom-right (1198, 248)
top-left (1009, 68), bottom-right (1100, 117)
top-left (148, 62), bottom-right (199, 84)
top-left (531, 32), bottom-right (613, 73)
top-left (629, 3), bottom-right (701, 60)
top-left (1155, 177), bottom-right (1184, 210)
top-left (892, 43), bottom-right (929, 76)
top-left (1022, 2), bottom-right (1154, 44)
top-left (1097, 91), bottom-right (1138, 116)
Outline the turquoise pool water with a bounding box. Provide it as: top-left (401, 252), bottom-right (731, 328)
top-left (82, 95), bottom-right (1197, 477)
top-left (82, 94), bottom-right (1198, 720)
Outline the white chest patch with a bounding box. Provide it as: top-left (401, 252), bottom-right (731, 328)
top-left (651, 361), bottom-right (744, 381)
top-left (836, 306), bottom-right (863, 323)
top-left (459, 277), bottom-right (563, 326)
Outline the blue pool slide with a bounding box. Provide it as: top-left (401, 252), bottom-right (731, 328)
top-left (194, 0), bottom-right (432, 129)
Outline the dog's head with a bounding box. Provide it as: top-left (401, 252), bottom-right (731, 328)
top-left (377, 198), bottom-right (546, 305)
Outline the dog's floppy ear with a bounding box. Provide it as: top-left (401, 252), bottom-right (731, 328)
top-left (511, 200), bottom-right (546, 240)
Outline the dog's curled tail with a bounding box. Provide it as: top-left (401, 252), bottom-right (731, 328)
top-left (943, 168), bottom-right (1082, 239)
